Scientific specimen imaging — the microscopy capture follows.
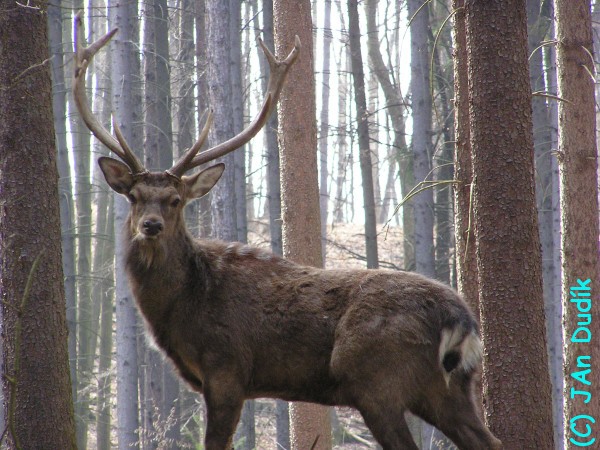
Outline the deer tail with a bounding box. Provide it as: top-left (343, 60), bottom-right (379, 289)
top-left (438, 322), bottom-right (483, 386)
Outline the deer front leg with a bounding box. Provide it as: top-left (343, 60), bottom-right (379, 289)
top-left (203, 377), bottom-right (245, 450)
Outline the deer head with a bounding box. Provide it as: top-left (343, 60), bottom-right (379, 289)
top-left (73, 11), bottom-right (300, 241)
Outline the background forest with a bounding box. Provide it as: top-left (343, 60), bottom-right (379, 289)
top-left (0, 0), bottom-right (599, 449)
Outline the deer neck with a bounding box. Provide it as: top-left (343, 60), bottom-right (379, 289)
top-left (124, 223), bottom-right (200, 298)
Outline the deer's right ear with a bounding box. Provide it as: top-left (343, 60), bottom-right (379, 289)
top-left (184, 163), bottom-right (225, 199)
top-left (98, 157), bottom-right (135, 195)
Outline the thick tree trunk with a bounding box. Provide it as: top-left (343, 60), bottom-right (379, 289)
top-left (0, 3), bottom-right (76, 448)
top-left (555, 1), bottom-right (600, 448)
top-left (465, 0), bottom-right (555, 447)
top-left (348, 0), bottom-right (379, 269)
top-left (273, 0), bottom-right (332, 448)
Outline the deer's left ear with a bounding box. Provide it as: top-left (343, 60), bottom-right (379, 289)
top-left (98, 157), bottom-right (135, 195)
top-left (183, 163), bottom-right (225, 199)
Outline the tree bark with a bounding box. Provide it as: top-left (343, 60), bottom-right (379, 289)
top-left (176, 0), bottom-right (199, 236)
top-left (69, 3), bottom-right (94, 446)
top-left (318, 0), bottom-right (333, 263)
top-left (0, 2), bottom-right (76, 448)
top-left (255, 1), bottom-right (289, 444)
top-left (95, 195), bottom-right (114, 450)
top-left (430, 9), bottom-right (454, 285)
top-left (48, 0), bottom-right (78, 414)
top-left (555, 1), bottom-right (600, 448)
top-left (273, 0), bottom-right (332, 448)
top-left (544, 9), bottom-right (565, 447)
top-left (365, 0), bottom-right (411, 249)
top-left (108, 0), bottom-right (143, 447)
top-left (407, 0), bottom-right (435, 279)
top-left (348, 0), bottom-right (379, 269)
top-left (260, 0), bottom-right (284, 260)
top-left (465, 0), bottom-right (555, 447)
top-left (333, 42), bottom-right (350, 225)
top-left (451, 0), bottom-right (479, 317)
top-left (527, 1), bottom-right (563, 446)
top-left (207, 0), bottom-right (237, 242)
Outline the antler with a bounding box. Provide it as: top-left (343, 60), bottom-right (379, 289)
top-left (73, 12), bottom-right (146, 175)
top-left (167, 35), bottom-right (301, 177)
top-left (74, 11), bottom-right (299, 179)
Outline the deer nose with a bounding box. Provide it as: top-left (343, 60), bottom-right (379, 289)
top-left (143, 219), bottom-right (163, 236)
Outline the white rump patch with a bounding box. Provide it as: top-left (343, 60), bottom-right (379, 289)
top-left (439, 327), bottom-right (483, 386)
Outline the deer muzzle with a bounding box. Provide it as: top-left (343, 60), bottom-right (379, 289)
top-left (141, 218), bottom-right (163, 237)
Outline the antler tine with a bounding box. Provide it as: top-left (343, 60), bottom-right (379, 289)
top-left (73, 12), bottom-right (145, 175)
top-left (167, 110), bottom-right (214, 178)
top-left (113, 118), bottom-right (146, 175)
top-left (187, 36), bottom-right (301, 170)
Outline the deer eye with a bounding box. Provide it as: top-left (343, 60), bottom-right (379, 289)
top-left (170, 197), bottom-right (181, 208)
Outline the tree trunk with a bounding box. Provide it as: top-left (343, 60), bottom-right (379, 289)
top-left (465, 0), bottom-right (555, 447)
top-left (260, 0), bottom-right (284, 260)
top-left (451, 0), bottom-right (479, 317)
top-left (318, 0), bottom-right (333, 263)
top-left (555, 1), bottom-right (600, 448)
top-left (96, 195), bottom-right (114, 450)
top-left (48, 0), bottom-right (78, 412)
top-left (0, 3), bottom-right (76, 448)
top-left (348, 0), bottom-right (379, 269)
top-left (195, 0), bottom-right (213, 237)
top-left (430, 12), bottom-right (454, 286)
top-left (255, 1), bottom-right (289, 444)
top-left (333, 42), bottom-right (350, 225)
top-left (273, 0), bottom-right (332, 448)
top-left (407, 0), bottom-right (435, 279)
top-left (527, 1), bottom-right (563, 446)
top-left (68, 2), bottom-right (94, 445)
top-left (230, 0), bottom-right (248, 247)
top-left (365, 0), bottom-right (413, 232)
top-left (108, 0), bottom-right (143, 447)
top-left (231, 3), bottom-right (253, 445)
top-left (177, 0), bottom-right (198, 234)
top-left (544, 9), bottom-right (565, 447)
top-left (207, 0), bottom-right (237, 242)
top-left (89, 11), bottom-right (114, 447)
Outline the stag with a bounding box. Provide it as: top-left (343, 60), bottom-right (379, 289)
top-left (73, 13), bottom-right (501, 450)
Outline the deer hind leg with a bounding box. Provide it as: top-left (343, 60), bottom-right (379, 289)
top-left (410, 374), bottom-right (502, 450)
